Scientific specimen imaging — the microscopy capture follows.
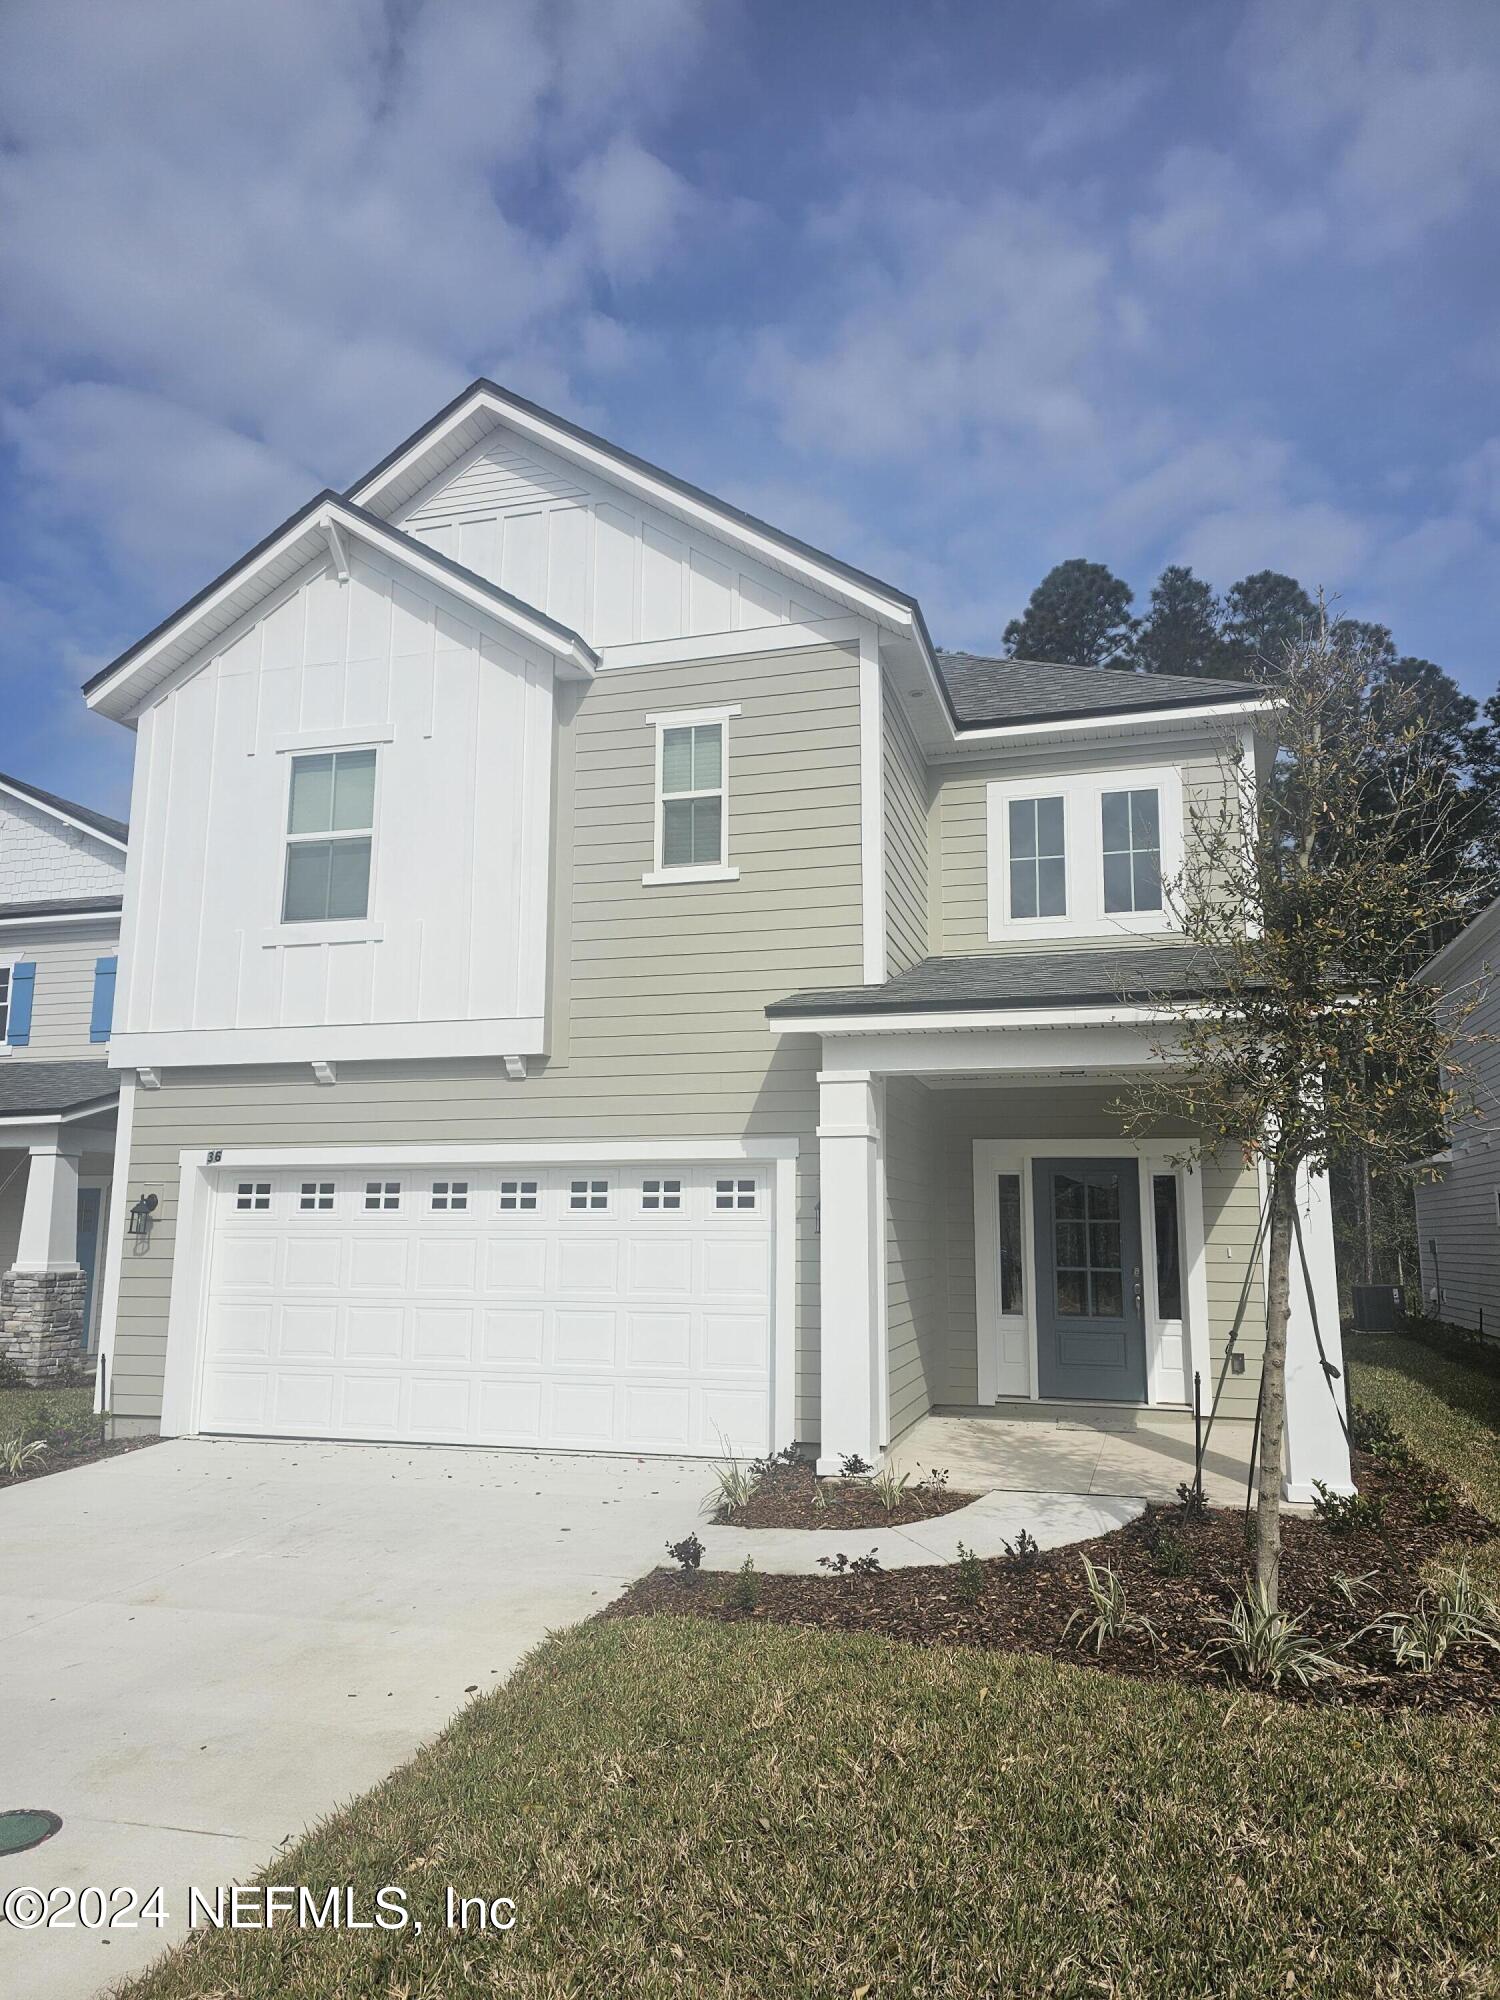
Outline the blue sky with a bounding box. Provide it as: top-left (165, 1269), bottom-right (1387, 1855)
top-left (2, 0), bottom-right (1498, 817)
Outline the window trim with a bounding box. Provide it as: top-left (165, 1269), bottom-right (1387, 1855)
top-left (0, 963), bottom-right (9, 1046)
top-left (280, 747), bottom-right (381, 927)
top-left (986, 765), bottom-right (1183, 942)
top-left (643, 705), bottom-right (741, 886)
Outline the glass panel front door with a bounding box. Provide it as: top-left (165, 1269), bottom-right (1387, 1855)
top-left (1033, 1158), bottom-right (1147, 1402)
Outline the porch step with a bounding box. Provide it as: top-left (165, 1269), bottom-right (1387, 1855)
top-left (932, 1400), bottom-right (1190, 1433)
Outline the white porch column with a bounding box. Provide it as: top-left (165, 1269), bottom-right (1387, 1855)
top-left (1282, 1158), bottom-right (1354, 1500)
top-left (14, 1143), bottom-right (82, 1271)
top-left (816, 1070), bottom-right (883, 1474)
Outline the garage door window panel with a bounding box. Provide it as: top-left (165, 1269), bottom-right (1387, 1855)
top-left (365, 1180), bottom-right (401, 1211)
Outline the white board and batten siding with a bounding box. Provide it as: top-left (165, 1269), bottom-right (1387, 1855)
top-left (396, 429), bottom-right (842, 652)
top-left (113, 543), bottom-right (555, 1067)
top-left (1416, 920), bottom-right (1500, 1335)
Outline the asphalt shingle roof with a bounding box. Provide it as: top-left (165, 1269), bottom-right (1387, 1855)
top-left (935, 651), bottom-right (1258, 729)
top-left (0, 1060), bottom-right (118, 1118)
top-left (0, 770), bottom-right (128, 846)
top-left (767, 945), bottom-right (1222, 1017)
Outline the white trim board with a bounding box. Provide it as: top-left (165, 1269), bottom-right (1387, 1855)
top-left (972, 1138), bottom-right (1209, 1410)
top-left (158, 1137), bottom-right (799, 1455)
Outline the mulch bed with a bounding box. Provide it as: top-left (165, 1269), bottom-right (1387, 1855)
top-left (615, 1448), bottom-right (1500, 1715)
top-left (0, 1431), bottom-right (159, 1491)
top-left (713, 1460), bottom-right (975, 1529)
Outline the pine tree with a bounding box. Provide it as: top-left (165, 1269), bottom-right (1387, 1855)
top-left (1001, 559), bottom-right (1137, 670)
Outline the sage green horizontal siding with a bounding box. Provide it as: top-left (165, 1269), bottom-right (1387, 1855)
top-left (881, 1084), bottom-right (1266, 1414)
top-left (1, 919), bottom-right (119, 1061)
top-left (935, 731), bottom-right (1240, 955)
top-left (111, 642), bottom-right (863, 1438)
top-left (882, 676), bottom-right (929, 974)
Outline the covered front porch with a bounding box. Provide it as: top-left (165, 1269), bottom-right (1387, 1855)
top-left (771, 956), bottom-right (1353, 1502)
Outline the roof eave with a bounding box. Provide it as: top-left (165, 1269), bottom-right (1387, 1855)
top-left (83, 493), bottom-right (598, 723)
top-left (0, 775), bottom-right (129, 851)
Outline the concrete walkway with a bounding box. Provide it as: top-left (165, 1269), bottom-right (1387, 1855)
top-left (698, 1489), bottom-right (1142, 1573)
top-left (0, 1437), bottom-right (708, 2000)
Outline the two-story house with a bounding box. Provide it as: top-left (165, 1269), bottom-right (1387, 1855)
top-left (83, 381), bottom-right (1351, 1497)
top-left (0, 770), bottom-right (126, 1380)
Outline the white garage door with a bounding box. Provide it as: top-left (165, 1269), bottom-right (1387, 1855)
top-left (197, 1163), bottom-right (773, 1457)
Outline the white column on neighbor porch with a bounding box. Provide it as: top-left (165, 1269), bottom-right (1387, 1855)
top-left (13, 1143), bottom-right (83, 1272)
top-left (1281, 1157), bottom-right (1354, 1501)
top-left (816, 1070), bottom-right (883, 1474)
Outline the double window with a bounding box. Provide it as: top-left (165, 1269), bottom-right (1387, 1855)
top-left (646, 707), bottom-right (739, 883)
top-left (283, 749), bottom-right (376, 923)
top-left (988, 767), bottom-right (1179, 939)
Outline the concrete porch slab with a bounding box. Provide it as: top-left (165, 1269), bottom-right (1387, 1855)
top-left (889, 1410), bottom-right (1259, 1508)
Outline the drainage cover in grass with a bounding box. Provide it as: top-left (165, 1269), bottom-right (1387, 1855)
top-left (0, 1809), bottom-right (61, 1855)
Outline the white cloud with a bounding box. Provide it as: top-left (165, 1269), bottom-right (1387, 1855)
top-left (570, 136), bottom-right (698, 282)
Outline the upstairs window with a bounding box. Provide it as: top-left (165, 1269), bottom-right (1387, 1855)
top-left (1007, 797), bottom-right (1066, 920)
top-left (0, 966), bottom-right (8, 1042)
top-left (283, 749), bottom-right (376, 923)
top-left (1102, 789), bottom-right (1163, 914)
top-left (661, 723), bottom-right (723, 868)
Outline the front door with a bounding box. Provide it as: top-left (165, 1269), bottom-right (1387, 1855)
top-left (1033, 1158), bottom-right (1147, 1402)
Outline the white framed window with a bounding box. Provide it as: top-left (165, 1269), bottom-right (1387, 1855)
top-left (235, 1182), bottom-right (271, 1211)
top-left (0, 965), bottom-right (9, 1041)
top-left (715, 1176), bottom-right (757, 1211)
top-left (569, 1178), bottom-right (609, 1211)
top-left (642, 1177), bottom-right (682, 1211)
top-left (298, 1181), bottom-right (335, 1211)
top-left (283, 749), bottom-right (377, 923)
top-left (643, 706), bottom-right (740, 885)
top-left (364, 1180), bottom-right (401, 1211)
top-left (431, 1180), bottom-right (469, 1211)
top-left (987, 765), bottom-right (1182, 941)
top-left (499, 1179), bottom-right (538, 1211)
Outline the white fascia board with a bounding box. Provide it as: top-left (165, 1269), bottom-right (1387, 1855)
top-left (108, 1016), bottom-right (547, 1068)
top-left (0, 910), bottom-right (122, 929)
top-left (351, 387), bottom-right (922, 638)
top-left (85, 499), bottom-right (595, 722)
top-left (178, 1137), bottom-right (800, 1168)
top-left (0, 779), bottom-right (128, 852)
top-left (935, 698), bottom-right (1275, 755)
top-left (771, 1003), bottom-right (1197, 1036)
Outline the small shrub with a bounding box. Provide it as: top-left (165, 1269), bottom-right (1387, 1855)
top-left (666, 1533), bottom-right (704, 1579)
top-left (953, 1542), bottom-right (985, 1606)
top-left (728, 1557), bottom-right (760, 1612)
top-left (1349, 1402), bottom-right (1410, 1462)
top-left (748, 1444), bottom-right (800, 1480)
top-left (1328, 1569), bottom-right (1380, 1610)
top-left (1001, 1529), bottom-right (1040, 1569)
top-left (1205, 1583), bottom-right (1346, 1687)
top-left (705, 1459), bottom-right (757, 1516)
top-left (870, 1467), bottom-right (911, 1514)
top-left (1312, 1481), bottom-right (1386, 1535)
top-left (818, 1549), bottom-right (882, 1576)
top-left (1063, 1557), bottom-right (1158, 1655)
top-left (1419, 1488), bottom-right (1455, 1525)
top-left (810, 1479), bottom-right (831, 1513)
top-left (0, 1435), bottom-right (48, 1477)
top-left (916, 1466), bottom-right (951, 1495)
top-left (1175, 1480), bottom-right (1207, 1521)
top-left (1381, 1563), bottom-right (1500, 1672)
top-left (838, 1452), bottom-right (873, 1478)
top-left (1149, 1528), bottom-right (1192, 1578)
top-left (21, 1397), bottom-right (58, 1445)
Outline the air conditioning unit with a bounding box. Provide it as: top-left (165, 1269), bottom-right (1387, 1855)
top-left (1352, 1285), bottom-right (1404, 1333)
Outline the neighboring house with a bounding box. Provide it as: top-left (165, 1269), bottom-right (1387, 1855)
top-left (1415, 896), bottom-right (1500, 1332)
top-left (83, 380), bottom-right (1350, 1496)
top-left (0, 771), bottom-right (126, 1380)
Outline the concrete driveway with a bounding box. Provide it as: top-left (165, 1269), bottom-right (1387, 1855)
top-left (0, 1437), bottom-right (707, 1999)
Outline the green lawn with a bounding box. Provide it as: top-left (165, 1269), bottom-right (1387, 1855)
top-left (111, 1328), bottom-right (1500, 1997)
top-left (1346, 1328), bottom-right (1500, 1587)
top-left (0, 1381), bottom-right (95, 1444)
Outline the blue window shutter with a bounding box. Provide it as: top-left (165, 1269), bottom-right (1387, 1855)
top-left (89, 956), bottom-right (118, 1044)
top-left (7, 962), bottom-right (35, 1045)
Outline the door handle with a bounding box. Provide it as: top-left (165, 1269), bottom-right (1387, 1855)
top-left (1133, 1265), bottom-right (1143, 1313)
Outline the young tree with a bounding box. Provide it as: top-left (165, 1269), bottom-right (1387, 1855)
top-left (1119, 608), bottom-right (1487, 1604)
top-left (1002, 559), bottom-right (1137, 670)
